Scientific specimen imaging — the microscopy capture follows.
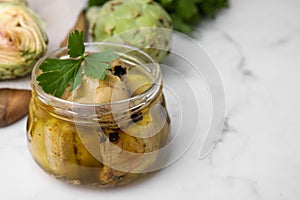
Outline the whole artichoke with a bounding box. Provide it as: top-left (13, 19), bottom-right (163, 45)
top-left (87, 0), bottom-right (172, 62)
top-left (0, 2), bottom-right (47, 79)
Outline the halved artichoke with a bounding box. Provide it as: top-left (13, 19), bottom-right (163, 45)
top-left (0, 2), bottom-right (47, 79)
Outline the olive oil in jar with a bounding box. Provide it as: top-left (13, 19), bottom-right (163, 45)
top-left (27, 43), bottom-right (170, 187)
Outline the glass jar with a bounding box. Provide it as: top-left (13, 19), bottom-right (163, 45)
top-left (27, 43), bottom-right (170, 187)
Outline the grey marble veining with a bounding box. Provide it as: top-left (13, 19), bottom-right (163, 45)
top-left (197, 0), bottom-right (300, 199)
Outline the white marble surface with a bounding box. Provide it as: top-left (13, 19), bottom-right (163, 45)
top-left (1, 0), bottom-right (300, 199)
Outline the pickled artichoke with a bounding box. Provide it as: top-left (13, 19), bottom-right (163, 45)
top-left (87, 0), bottom-right (172, 62)
top-left (0, 2), bottom-right (47, 79)
top-left (27, 57), bottom-right (170, 186)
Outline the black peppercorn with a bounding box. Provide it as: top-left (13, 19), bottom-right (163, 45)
top-left (109, 132), bottom-right (120, 142)
top-left (113, 65), bottom-right (127, 78)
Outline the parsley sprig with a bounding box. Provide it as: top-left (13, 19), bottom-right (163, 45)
top-left (37, 30), bottom-right (118, 98)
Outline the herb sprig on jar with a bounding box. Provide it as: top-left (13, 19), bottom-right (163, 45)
top-left (37, 30), bottom-right (118, 98)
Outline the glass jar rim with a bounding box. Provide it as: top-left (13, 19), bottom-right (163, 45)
top-left (31, 42), bottom-right (162, 110)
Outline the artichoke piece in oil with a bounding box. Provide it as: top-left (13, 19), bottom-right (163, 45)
top-left (27, 58), bottom-right (170, 187)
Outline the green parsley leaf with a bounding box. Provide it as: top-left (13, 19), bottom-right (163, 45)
top-left (90, 49), bottom-right (119, 62)
top-left (84, 50), bottom-right (118, 80)
top-left (37, 58), bottom-right (83, 97)
top-left (37, 30), bottom-right (119, 98)
top-left (69, 67), bottom-right (83, 92)
top-left (171, 14), bottom-right (193, 33)
top-left (88, 0), bottom-right (108, 7)
top-left (68, 30), bottom-right (85, 58)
